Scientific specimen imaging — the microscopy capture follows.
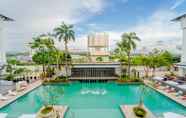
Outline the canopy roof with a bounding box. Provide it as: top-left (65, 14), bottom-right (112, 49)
top-left (0, 14), bottom-right (14, 21)
top-left (172, 13), bottom-right (186, 21)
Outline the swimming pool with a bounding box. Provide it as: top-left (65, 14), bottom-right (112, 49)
top-left (0, 82), bottom-right (186, 118)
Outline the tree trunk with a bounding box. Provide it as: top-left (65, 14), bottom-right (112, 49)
top-left (42, 64), bottom-right (45, 79)
top-left (152, 67), bottom-right (156, 77)
top-left (127, 52), bottom-right (131, 79)
top-left (64, 40), bottom-right (68, 77)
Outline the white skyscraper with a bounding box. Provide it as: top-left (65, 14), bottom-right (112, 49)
top-left (0, 14), bottom-right (13, 67)
top-left (173, 14), bottom-right (186, 76)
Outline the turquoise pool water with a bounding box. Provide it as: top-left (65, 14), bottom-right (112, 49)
top-left (0, 82), bottom-right (186, 118)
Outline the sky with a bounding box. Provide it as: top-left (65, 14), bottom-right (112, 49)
top-left (0, 0), bottom-right (186, 53)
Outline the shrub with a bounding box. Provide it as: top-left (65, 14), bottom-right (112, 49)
top-left (133, 106), bottom-right (146, 118)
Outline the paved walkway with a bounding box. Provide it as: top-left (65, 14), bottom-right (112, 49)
top-left (0, 80), bottom-right (42, 109)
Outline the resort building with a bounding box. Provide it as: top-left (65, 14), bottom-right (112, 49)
top-left (0, 14), bottom-right (13, 75)
top-left (173, 14), bottom-right (186, 76)
top-left (88, 32), bottom-right (110, 62)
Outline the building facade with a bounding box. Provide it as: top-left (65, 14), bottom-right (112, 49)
top-left (173, 14), bottom-right (186, 76)
top-left (88, 32), bottom-right (110, 62)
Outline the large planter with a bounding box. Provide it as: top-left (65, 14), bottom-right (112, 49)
top-left (133, 106), bottom-right (147, 118)
top-left (37, 106), bottom-right (57, 118)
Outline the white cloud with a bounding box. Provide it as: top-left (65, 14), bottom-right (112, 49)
top-left (0, 0), bottom-right (107, 52)
top-left (106, 10), bottom-right (182, 53)
top-left (171, 0), bottom-right (186, 10)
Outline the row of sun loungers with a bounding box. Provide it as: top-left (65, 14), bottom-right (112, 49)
top-left (0, 81), bottom-right (28, 101)
top-left (152, 77), bottom-right (186, 101)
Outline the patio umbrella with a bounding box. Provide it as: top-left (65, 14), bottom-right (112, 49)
top-left (163, 112), bottom-right (186, 118)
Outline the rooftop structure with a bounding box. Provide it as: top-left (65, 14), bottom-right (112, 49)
top-left (88, 32), bottom-right (110, 62)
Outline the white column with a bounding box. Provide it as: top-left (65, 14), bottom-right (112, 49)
top-left (181, 18), bottom-right (186, 63)
top-left (0, 21), bottom-right (6, 66)
top-left (180, 17), bottom-right (186, 76)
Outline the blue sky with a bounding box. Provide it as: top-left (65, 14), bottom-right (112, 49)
top-left (0, 0), bottom-right (186, 53)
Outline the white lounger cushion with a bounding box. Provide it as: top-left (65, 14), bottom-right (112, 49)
top-left (152, 77), bottom-right (164, 81)
top-left (8, 90), bottom-right (16, 96)
top-left (164, 112), bottom-right (186, 118)
top-left (0, 94), bottom-right (8, 100)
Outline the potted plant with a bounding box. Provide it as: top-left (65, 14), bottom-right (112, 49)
top-left (133, 85), bottom-right (148, 118)
top-left (37, 86), bottom-right (64, 118)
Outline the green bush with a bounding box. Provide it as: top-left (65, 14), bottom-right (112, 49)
top-left (133, 106), bottom-right (147, 118)
top-left (5, 74), bottom-right (14, 81)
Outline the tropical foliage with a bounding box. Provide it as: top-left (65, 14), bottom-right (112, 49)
top-left (114, 32), bottom-right (141, 78)
top-left (54, 22), bottom-right (75, 77)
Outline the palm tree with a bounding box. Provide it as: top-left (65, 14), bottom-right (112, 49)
top-left (118, 32), bottom-right (141, 79)
top-left (29, 35), bottom-right (55, 76)
top-left (54, 22), bottom-right (75, 77)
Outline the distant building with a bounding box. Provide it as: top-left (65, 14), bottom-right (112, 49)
top-left (172, 14), bottom-right (186, 76)
top-left (88, 32), bottom-right (110, 62)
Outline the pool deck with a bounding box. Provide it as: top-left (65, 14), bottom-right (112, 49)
top-left (120, 105), bottom-right (156, 118)
top-left (145, 80), bottom-right (186, 107)
top-left (36, 105), bottom-right (68, 118)
top-left (0, 80), bottom-right (42, 109)
top-left (54, 105), bottom-right (68, 118)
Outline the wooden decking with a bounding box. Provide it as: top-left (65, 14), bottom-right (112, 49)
top-left (120, 105), bottom-right (156, 118)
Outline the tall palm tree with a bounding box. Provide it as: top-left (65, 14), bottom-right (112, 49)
top-left (118, 32), bottom-right (141, 79)
top-left (54, 22), bottom-right (75, 77)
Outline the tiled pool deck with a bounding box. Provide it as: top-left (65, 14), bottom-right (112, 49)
top-left (0, 80), bottom-right (42, 109)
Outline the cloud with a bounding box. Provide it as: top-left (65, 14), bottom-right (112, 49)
top-left (171, 0), bottom-right (186, 10)
top-left (106, 10), bottom-right (182, 53)
top-left (0, 0), bottom-right (107, 52)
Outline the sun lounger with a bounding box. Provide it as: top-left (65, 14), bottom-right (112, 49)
top-left (171, 90), bottom-right (183, 97)
top-left (0, 94), bottom-right (8, 101)
top-left (162, 85), bottom-right (170, 91)
top-left (166, 88), bottom-right (175, 93)
top-left (8, 90), bottom-right (17, 96)
top-left (16, 83), bottom-right (26, 92)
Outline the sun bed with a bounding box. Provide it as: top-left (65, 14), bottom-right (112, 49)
top-left (177, 85), bottom-right (186, 91)
top-left (8, 90), bottom-right (17, 96)
top-left (165, 81), bottom-right (179, 86)
top-left (0, 94), bottom-right (8, 101)
top-left (152, 77), bottom-right (164, 81)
